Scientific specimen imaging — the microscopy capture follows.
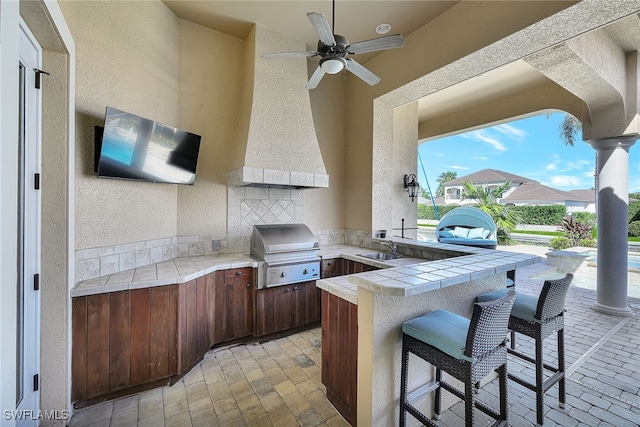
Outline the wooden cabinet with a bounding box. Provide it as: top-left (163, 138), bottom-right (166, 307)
top-left (223, 268), bottom-right (255, 341)
top-left (322, 257), bottom-right (378, 279)
top-left (72, 269), bottom-right (235, 405)
top-left (72, 286), bottom-right (180, 403)
top-left (321, 290), bottom-right (358, 426)
top-left (255, 280), bottom-right (321, 337)
top-left (321, 258), bottom-right (342, 278)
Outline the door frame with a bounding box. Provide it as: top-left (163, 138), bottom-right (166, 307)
top-left (16, 18), bottom-right (42, 424)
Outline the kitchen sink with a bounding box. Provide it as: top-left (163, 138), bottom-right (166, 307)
top-left (358, 252), bottom-right (403, 261)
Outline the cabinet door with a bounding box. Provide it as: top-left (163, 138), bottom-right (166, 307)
top-left (255, 285), bottom-right (293, 336)
top-left (223, 268), bottom-right (255, 341)
top-left (321, 258), bottom-right (341, 278)
top-left (207, 271), bottom-right (225, 347)
top-left (292, 281), bottom-right (321, 327)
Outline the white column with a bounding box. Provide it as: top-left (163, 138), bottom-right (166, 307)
top-left (588, 136), bottom-right (637, 317)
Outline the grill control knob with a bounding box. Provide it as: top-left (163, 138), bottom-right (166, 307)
top-left (303, 268), bottom-right (308, 275)
top-left (281, 271), bottom-right (287, 278)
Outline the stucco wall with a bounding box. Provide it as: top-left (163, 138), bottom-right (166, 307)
top-left (61, 1), bottom-right (346, 249)
top-left (306, 65), bottom-right (347, 230)
top-left (40, 49), bottom-right (71, 419)
top-left (176, 20), bottom-right (244, 236)
top-left (60, 0), bottom-right (180, 250)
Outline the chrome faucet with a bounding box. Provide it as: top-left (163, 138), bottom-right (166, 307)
top-left (381, 240), bottom-right (397, 254)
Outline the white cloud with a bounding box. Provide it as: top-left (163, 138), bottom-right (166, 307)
top-left (464, 130), bottom-right (507, 152)
top-left (550, 175), bottom-right (582, 187)
top-left (561, 159), bottom-right (591, 171)
top-left (471, 155), bottom-right (488, 161)
top-left (494, 123), bottom-right (526, 141)
top-left (448, 165), bottom-right (470, 170)
top-left (545, 163), bottom-right (558, 171)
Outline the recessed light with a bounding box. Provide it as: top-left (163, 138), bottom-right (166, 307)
top-left (376, 23), bottom-right (392, 34)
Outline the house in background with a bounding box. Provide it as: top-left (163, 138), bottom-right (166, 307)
top-left (441, 168), bottom-right (596, 213)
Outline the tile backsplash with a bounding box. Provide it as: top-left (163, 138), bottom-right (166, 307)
top-left (227, 185), bottom-right (304, 252)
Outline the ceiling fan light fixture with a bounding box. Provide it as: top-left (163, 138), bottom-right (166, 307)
top-left (320, 56), bottom-right (346, 74)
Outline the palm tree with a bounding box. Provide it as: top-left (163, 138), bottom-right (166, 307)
top-left (462, 180), bottom-right (522, 244)
top-left (556, 113), bottom-right (598, 216)
top-left (435, 171), bottom-right (457, 198)
top-left (558, 114), bottom-right (582, 146)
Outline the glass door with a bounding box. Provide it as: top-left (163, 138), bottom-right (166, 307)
top-left (16, 20), bottom-right (42, 426)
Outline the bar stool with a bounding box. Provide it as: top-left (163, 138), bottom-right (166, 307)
top-left (476, 273), bottom-right (573, 426)
top-left (399, 289), bottom-right (516, 427)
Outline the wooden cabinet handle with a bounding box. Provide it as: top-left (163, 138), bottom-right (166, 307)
top-left (236, 271), bottom-right (242, 276)
top-left (285, 288), bottom-right (290, 292)
top-left (246, 283), bottom-right (251, 288)
top-left (327, 261), bottom-right (333, 266)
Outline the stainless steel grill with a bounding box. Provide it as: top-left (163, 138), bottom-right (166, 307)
top-left (250, 224), bottom-right (320, 289)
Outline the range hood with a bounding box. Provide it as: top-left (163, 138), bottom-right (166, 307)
top-left (227, 25), bottom-right (329, 189)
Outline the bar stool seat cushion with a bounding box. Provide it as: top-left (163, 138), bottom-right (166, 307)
top-left (402, 309), bottom-right (473, 362)
top-left (477, 289), bottom-right (538, 322)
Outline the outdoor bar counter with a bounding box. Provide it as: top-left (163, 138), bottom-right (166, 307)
top-left (316, 239), bottom-right (541, 427)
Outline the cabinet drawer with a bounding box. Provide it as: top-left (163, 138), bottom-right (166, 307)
top-left (225, 267), bottom-right (253, 281)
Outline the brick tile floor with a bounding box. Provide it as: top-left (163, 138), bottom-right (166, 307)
top-left (70, 261), bottom-right (640, 426)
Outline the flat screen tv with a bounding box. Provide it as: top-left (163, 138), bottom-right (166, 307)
top-left (96, 107), bottom-right (201, 185)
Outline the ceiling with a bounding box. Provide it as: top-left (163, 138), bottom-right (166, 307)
top-left (163, 0), bottom-right (459, 63)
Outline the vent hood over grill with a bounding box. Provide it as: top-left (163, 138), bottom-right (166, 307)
top-left (227, 25), bottom-right (329, 189)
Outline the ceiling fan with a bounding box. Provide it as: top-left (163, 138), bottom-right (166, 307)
top-left (262, 2), bottom-right (405, 89)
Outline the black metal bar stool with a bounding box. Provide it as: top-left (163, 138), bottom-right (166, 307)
top-left (399, 289), bottom-right (516, 427)
top-left (477, 273), bottom-right (573, 426)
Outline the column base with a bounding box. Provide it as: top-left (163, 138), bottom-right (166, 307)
top-left (592, 302), bottom-right (634, 317)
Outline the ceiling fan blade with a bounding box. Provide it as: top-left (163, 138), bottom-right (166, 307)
top-left (262, 51), bottom-right (318, 59)
top-left (344, 59), bottom-right (381, 86)
top-left (306, 66), bottom-right (326, 90)
top-left (307, 12), bottom-right (336, 46)
top-left (347, 34), bottom-right (405, 55)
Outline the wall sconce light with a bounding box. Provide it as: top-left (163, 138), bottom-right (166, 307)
top-left (403, 174), bottom-right (419, 201)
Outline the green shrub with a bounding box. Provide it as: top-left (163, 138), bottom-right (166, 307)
top-left (550, 236), bottom-right (571, 250)
top-left (417, 204), bottom-right (460, 220)
top-left (511, 205), bottom-right (566, 225)
top-left (496, 229), bottom-right (515, 245)
top-left (578, 239), bottom-right (596, 247)
top-left (572, 212), bottom-right (596, 227)
top-left (629, 201), bottom-right (640, 222)
top-left (629, 221), bottom-right (640, 238)
top-left (560, 215), bottom-right (593, 246)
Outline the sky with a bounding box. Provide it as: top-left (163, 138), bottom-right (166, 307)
top-left (417, 112), bottom-right (640, 196)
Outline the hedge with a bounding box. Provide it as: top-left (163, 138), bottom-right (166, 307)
top-left (510, 205), bottom-right (566, 225)
top-left (417, 204), bottom-right (460, 220)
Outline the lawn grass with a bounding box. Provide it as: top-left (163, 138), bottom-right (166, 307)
top-left (511, 229), bottom-right (563, 236)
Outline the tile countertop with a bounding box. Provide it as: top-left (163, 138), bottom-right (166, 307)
top-left (316, 240), bottom-right (542, 306)
top-left (71, 253), bottom-right (261, 297)
top-left (72, 240), bottom-right (541, 300)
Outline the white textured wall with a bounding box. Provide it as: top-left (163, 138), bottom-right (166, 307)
top-left (242, 25), bottom-right (326, 175)
top-left (306, 64), bottom-right (347, 230)
top-left (391, 103), bottom-right (418, 239)
top-left (60, 0), bottom-right (181, 250)
top-left (40, 49), bottom-right (71, 421)
top-left (176, 20), bottom-right (244, 236)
